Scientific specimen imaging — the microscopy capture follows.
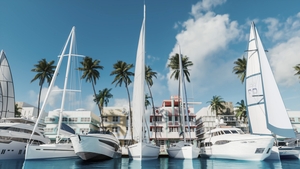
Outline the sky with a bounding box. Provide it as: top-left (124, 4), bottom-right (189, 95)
top-left (1, 0), bottom-right (300, 116)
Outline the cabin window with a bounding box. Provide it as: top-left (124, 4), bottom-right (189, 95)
top-left (1, 149), bottom-right (5, 154)
top-left (223, 130), bottom-right (231, 134)
top-left (215, 140), bottom-right (230, 145)
top-left (205, 142), bottom-right (212, 147)
top-left (255, 148), bottom-right (265, 154)
top-left (231, 130), bottom-right (238, 134)
top-left (18, 150), bottom-right (22, 154)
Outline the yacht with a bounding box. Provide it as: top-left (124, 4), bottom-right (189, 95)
top-left (199, 127), bottom-right (274, 161)
top-left (0, 117), bottom-right (50, 160)
top-left (70, 131), bottom-right (122, 160)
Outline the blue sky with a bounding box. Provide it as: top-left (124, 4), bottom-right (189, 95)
top-left (1, 0), bottom-right (300, 115)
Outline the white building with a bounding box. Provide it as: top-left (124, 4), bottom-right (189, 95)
top-left (43, 109), bottom-right (101, 142)
top-left (287, 111), bottom-right (300, 132)
top-left (149, 96), bottom-right (198, 154)
top-left (15, 102), bottom-right (47, 120)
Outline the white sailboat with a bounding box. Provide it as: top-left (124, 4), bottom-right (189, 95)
top-left (127, 4), bottom-right (160, 160)
top-left (0, 50), bottom-right (15, 118)
top-left (166, 46), bottom-right (200, 159)
top-left (25, 26), bottom-right (83, 160)
top-left (245, 22), bottom-right (296, 159)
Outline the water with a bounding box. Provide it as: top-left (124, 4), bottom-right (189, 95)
top-left (1, 157), bottom-right (299, 169)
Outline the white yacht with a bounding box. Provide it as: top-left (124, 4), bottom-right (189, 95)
top-left (0, 117), bottom-right (50, 160)
top-left (199, 127), bottom-right (274, 161)
top-left (70, 131), bottom-right (122, 160)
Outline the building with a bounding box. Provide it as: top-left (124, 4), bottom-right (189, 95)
top-left (149, 96), bottom-right (198, 154)
top-left (101, 107), bottom-right (131, 147)
top-left (15, 101), bottom-right (47, 120)
top-left (43, 109), bottom-right (100, 142)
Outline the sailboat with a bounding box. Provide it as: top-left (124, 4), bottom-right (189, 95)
top-left (25, 26), bottom-right (82, 160)
top-left (0, 50), bottom-right (50, 160)
top-left (245, 22), bottom-right (296, 159)
top-left (127, 4), bottom-right (160, 160)
top-left (0, 50), bottom-right (15, 118)
top-left (166, 46), bottom-right (200, 159)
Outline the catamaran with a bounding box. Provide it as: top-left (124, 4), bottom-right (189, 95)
top-left (25, 26), bottom-right (84, 160)
top-left (127, 4), bottom-right (160, 160)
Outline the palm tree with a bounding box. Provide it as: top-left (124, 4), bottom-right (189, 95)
top-left (145, 65), bottom-right (158, 145)
top-left (207, 95), bottom-right (226, 119)
top-left (145, 93), bottom-right (151, 109)
top-left (31, 59), bottom-right (56, 117)
top-left (167, 53), bottom-right (193, 82)
top-left (232, 55), bottom-right (247, 83)
top-left (14, 104), bottom-right (22, 117)
top-left (110, 60), bottom-right (134, 142)
top-left (94, 88), bottom-right (113, 128)
top-left (235, 100), bottom-right (247, 123)
top-left (77, 56), bottom-right (104, 126)
top-left (294, 64), bottom-right (300, 79)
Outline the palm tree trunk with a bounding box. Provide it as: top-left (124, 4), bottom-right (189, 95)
top-left (125, 84), bottom-right (133, 143)
top-left (147, 82), bottom-right (157, 146)
top-left (91, 79), bottom-right (104, 130)
top-left (37, 84), bottom-right (43, 117)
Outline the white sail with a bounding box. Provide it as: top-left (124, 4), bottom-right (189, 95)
top-left (0, 50), bottom-right (15, 118)
top-left (245, 22), bottom-right (295, 138)
top-left (128, 5), bottom-right (160, 160)
top-left (132, 4), bottom-right (146, 143)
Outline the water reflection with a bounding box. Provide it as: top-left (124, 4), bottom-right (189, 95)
top-left (10, 157), bottom-right (300, 169)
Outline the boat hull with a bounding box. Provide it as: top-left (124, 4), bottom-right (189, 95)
top-left (25, 143), bottom-right (76, 160)
top-left (279, 146), bottom-right (300, 159)
top-left (167, 141), bottom-right (199, 159)
top-left (200, 136), bottom-right (274, 161)
top-left (128, 142), bottom-right (160, 160)
top-left (70, 133), bottom-right (121, 161)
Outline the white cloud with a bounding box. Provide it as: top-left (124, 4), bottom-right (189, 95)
top-left (167, 0), bottom-right (241, 96)
top-left (263, 13), bottom-right (300, 86)
top-left (269, 36), bottom-right (300, 86)
top-left (112, 98), bottom-right (129, 107)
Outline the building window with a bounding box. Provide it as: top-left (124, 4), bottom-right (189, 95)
top-left (155, 116), bottom-right (162, 122)
top-left (175, 116), bottom-right (178, 121)
top-left (290, 118), bottom-right (295, 122)
top-left (81, 117), bottom-right (90, 122)
top-left (169, 116), bottom-right (172, 121)
top-left (80, 128), bottom-right (89, 133)
top-left (298, 118), bottom-right (300, 122)
top-left (62, 117), bottom-right (68, 122)
top-left (169, 127), bottom-right (178, 132)
top-left (156, 128), bottom-right (162, 132)
top-left (113, 116), bottom-right (119, 122)
top-left (112, 127), bottom-right (118, 132)
top-left (102, 116), bottom-right (108, 122)
top-left (126, 127), bottom-right (128, 130)
top-left (69, 118), bottom-right (78, 122)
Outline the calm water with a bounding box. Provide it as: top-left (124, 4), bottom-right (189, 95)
top-left (1, 157), bottom-right (299, 169)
